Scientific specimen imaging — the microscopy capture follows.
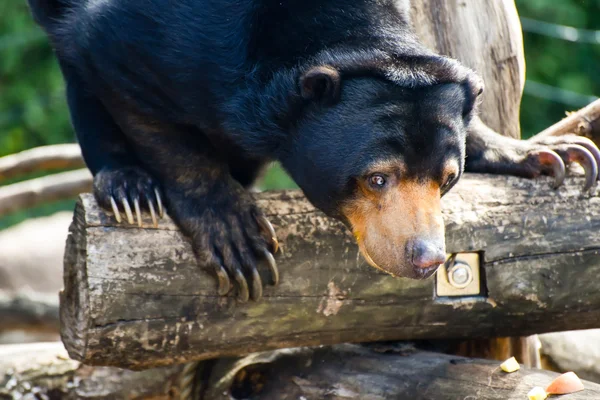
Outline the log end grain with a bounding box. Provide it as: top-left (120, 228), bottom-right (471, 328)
top-left (60, 199), bottom-right (91, 362)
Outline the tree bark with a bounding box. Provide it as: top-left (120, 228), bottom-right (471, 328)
top-left (203, 344), bottom-right (600, 400)
top-left (411, 0), bottom-right (526, 139)
top-left (60, 174), bottom-right (600, 370)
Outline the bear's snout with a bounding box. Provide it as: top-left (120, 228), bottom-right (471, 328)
top-left (408, 238), bottom-right (446, 279)
top-left (343, 177), bottom-right (446, 280)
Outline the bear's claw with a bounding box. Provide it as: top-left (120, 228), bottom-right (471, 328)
top-left (109, 191), bottom-right (163, 228)
top-left (262, 248), bottom-right (279, 285)
top-left (154, 188), bottom-right (165, 218)
top-left (96, 166), bottom-right (164, 228)
top-left (121, 196), bottom-right (135, 224)
top-left (564, 144), bottom-right (598, 191)
top-left (249, 266), bottom-right (263, 301)
top-left (222, 246), bottom-right (277, 302)
top-left (527, 135), bottom-right (600, 192)
top-left (257, 215), bottom-right (279, 254)
top-left (528, 149), bottom-right (566, 189)
top-left (232, 268), bottom-right (251, 303)
top-left (215, 265), bottom-right (231, 296)
top-left (162, 184), bottom-right (279, 302)
top-left (109, 196), bottom-right (123, 223)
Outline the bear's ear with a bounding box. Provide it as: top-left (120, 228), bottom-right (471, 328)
top-left (462, 73), bottom-right (484, 118)
top-left (300, 66), bottom-right (341, 105)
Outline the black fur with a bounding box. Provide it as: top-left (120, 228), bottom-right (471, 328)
top-left (28, 0), bottom-right (599, 296)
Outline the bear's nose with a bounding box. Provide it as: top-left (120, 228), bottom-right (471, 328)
top-left (411, 239), bottom-right (446, 271)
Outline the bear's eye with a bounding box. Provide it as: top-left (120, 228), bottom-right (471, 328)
top-left (442, 173), bottom-right (456, 191)
top-left (368, 174), bottom-right (387, 189)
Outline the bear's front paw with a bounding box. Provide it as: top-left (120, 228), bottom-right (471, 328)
top-left (525, 135), bottom-right (600, 192)
top-left (165, 186), bottom-right (279, 302)
top-left (94, 166), bottom-right (164, 227)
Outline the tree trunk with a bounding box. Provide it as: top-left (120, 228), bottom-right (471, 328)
top-left (411, 0), bottom-right (526, 139)
top-left (60, 175), bottom-right (600, 370)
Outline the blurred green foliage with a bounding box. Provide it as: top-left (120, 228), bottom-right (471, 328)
top-left (516, 0), bottom-right (600, 137)
top-left (0, 0), bottom-right (598, 228)
top-left (0, 2), bottom-right (72, 156)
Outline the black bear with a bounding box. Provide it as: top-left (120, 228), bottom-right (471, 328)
top-left (29, 0), bottom-right (599, 301)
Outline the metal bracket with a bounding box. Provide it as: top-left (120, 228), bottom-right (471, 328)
top-left (436, 252), bottom-right (481, 297)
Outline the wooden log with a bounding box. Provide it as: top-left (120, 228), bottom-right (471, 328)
top-left (203, 344), bottom-right (600, 400)
top-left (533, 99), bottom-right (600, 143)
top-left (0, 342), bottom-right (189, 399)
top-left (411, 0), bottom-right (525, 139)
top-left (61, 174), bottom-right (600, 370)
top-left (3, 343), bottom-right (597, 400)
top-left (0, 168), bottom-right (92, 217)
top-left (0, 144), bottom-right (84, 182)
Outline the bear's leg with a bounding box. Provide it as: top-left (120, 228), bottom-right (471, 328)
top-left (465, 116), bottom-right (600, 192)
top-left (119, 123), bottom-right (278, 302)
top-left (62, 63), bottom-right (164, 226)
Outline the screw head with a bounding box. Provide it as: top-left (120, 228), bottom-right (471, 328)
top-left (448, 262), bottom-right (473, 289)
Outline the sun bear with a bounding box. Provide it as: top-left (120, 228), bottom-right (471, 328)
top-left (29, 0), bottom-right (600, 301)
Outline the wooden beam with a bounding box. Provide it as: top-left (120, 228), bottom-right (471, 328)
top-left (0, 168), bottom-right (92, 217)
top-left (203, 344), bottom-right (600, 400)
top-left (0, 144), bottom-right (84, 182)
top-left (60, 174), bottom-right (600, 370)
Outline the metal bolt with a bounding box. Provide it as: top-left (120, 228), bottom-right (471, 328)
top-left (448, 261), bottom-right (473, 289)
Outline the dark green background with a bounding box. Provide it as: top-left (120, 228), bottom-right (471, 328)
top-left (1, 0), bottom-right (598, 228)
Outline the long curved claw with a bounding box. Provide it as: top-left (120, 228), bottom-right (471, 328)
top-left (232, 269), bottom-right (250, 303)
top-left (110, 196), bottom-right (122, 223)
top-left (262, 249), bottom-right (279, 285)
top-left (564, 144), bottom-right (598, 192)
top-left (575, 140), bottom-right (600, 181)
top-left (532, 149), bottom-right (566, 189)
top-left (121, 198), bottom-right (135, 225)
top-left (155, 189), bottom-right (164, 218)
top-left (148, 200), bottom-right (158, 228)
top-left (133, 197), bottom-right (142, 228)
top-left (215, 265), bottom-right (231, 296)
top-left (257, 215), bottom-right (279, 253)
top-left (249, 266), bottom-right (263, 301)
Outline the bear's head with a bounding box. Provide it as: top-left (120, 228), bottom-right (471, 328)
top-left (280, 52), bottom-right (483, 279)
